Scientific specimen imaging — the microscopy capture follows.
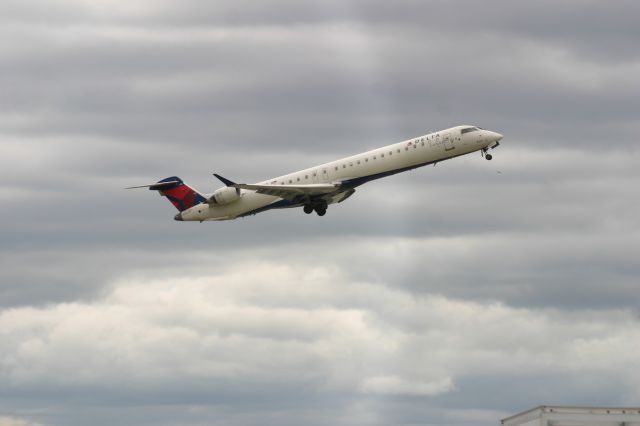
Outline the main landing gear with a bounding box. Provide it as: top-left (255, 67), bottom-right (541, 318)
top-left (303, 201), bottom-right (327, 216)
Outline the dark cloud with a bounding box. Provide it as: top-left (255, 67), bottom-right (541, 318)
top-left (2, 1), bottom-right (639, 151)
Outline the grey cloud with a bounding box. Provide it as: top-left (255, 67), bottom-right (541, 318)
top-left (2, 146), bottom-right (639, 312)
top-left (2, 2), bottom-right (639, 152)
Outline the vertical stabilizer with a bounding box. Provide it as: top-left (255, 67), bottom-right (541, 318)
top-left (149, 176), bottom-right (206, 211)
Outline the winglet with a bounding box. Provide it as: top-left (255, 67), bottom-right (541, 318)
top-left (213, 173), bottom-right (237, 187)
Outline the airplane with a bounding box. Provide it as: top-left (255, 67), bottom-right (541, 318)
top-left (127, 125), bottom-right (503, 221)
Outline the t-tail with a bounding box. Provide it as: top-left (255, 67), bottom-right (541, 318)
top-left (126, 176), bottom-right (206, 212)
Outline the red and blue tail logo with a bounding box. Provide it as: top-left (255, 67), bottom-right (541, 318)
top-left (150, 176), bottom-right (206, 212)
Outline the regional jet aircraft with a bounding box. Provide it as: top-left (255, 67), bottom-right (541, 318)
top-left (128, 125), bottom-right (503, 221)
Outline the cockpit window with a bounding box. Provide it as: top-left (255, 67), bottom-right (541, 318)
top-left (461, 127), bottom-right (479, 134)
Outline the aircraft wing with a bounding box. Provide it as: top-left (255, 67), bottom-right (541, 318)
top-left (232, 183), bottom-right (341, 201)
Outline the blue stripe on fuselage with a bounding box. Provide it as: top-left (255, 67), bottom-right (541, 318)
top-left (235, 152), bottom-right (470, 218)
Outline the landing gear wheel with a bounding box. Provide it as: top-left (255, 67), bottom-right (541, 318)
top-left (485, 153), bottom-right (493, 160)
top-left (303, 204), bottom-right (314, 214)
top-left (314, 201), bottom-right (327, 217)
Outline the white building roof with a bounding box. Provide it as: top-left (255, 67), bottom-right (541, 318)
top-left (501, 406), bottom-right (640, 426)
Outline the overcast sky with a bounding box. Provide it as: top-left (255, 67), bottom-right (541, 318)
top-left (1, 1), bottom-right (640, 425)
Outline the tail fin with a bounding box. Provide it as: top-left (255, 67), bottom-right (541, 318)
top-left (149, 176), bottom-right (206, 212)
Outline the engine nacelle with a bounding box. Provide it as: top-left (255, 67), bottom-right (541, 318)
top-left (209, 187), bottom-right (241, 205)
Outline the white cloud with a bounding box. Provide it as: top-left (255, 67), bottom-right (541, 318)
top-left (360, 375), bottom-right (455, 396)
top-left (0, 416), bottom-right (42, 426)
top-left (1, 264), bottom-right (639, 397)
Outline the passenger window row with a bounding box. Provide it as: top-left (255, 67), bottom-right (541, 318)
top-left (278, 135), bottom-right (437, 185)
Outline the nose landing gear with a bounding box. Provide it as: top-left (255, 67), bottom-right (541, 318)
top-left (481, 148), bottom-right (493, 161)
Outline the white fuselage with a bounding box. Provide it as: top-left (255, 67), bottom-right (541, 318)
top-left (180, 125), bottom-right (502, 221)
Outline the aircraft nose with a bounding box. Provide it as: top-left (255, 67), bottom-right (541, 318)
top-left (174, 212), bottom-right (183, 221)
top-left (493, 132), bottom-right (503, 142)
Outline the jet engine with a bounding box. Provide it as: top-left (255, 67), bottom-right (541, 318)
top-left (209, 187), bottom-right (241, 205)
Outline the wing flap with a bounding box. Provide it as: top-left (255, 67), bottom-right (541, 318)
top-left (233, 183), bottom-right (341, 201)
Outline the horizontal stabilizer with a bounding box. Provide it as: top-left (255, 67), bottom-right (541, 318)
top-left (125, 180), bottom-right (181, 190)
